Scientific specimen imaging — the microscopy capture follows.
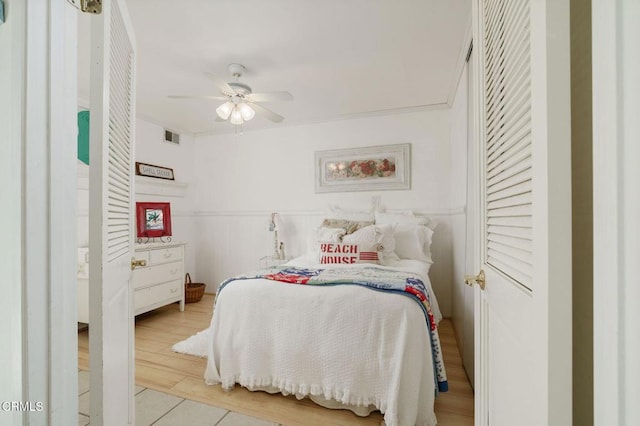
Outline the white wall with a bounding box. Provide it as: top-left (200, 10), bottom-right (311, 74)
top-left (192, 110), bottom-right (459, 317)
top-left (195, 111), bottom-right (452, 211)
top-left (450, 65), bottom-right (468, 345)
top-left (449, 59), bottom-right (475, 384)
top-left (134, 119), bottom-right (197, 277)
top-left (77, 117), bottom-right (197, 282)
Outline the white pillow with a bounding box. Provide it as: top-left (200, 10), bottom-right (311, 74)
top-left (391, 223), bottom-right (437, 263)
top-left (342, 224), bottom-right (399, 264)
top-left (374, 211), bottom-right (432, 227)
top-left (326, 205), bottom-right (374, 222)
top-left (422, 225), bottom-right (435, 263)
top-left (374, 211), bottom-right (437, 262)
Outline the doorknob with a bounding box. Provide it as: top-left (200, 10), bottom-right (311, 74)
top-left (131, 258), bottom-right (147, 270)
top-left (464, 269), bottom-right (486, 290)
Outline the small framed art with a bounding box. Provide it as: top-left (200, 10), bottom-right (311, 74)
top-left (136, 202), bottom-right (172, 238)
top-left (135, 162), bottom-right (175, 180)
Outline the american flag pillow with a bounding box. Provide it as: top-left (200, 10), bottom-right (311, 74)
top-left (318, 242), bottom-right (381, 264)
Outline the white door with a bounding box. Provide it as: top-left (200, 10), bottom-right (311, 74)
top-left (471, 1), bottom-right (572, 425)
top-left (88, 0), bottom-right (137, 424)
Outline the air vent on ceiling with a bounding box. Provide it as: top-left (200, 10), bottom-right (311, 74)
top-left (164, 129), bottom-right (180, 145)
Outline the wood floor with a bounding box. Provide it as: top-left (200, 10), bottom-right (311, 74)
top-left (78, 294), bottom-right (474, 425)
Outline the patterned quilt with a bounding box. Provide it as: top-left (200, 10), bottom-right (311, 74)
top-left (218, 265), bottom-right (448, 393)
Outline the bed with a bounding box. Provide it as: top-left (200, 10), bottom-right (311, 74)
top-left (203, 211), bottom-right (447, 426)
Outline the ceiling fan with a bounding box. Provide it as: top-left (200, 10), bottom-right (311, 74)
top-left (169, 63), bottom-right (293, 126)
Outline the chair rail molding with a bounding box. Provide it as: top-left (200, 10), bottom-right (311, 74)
top-left (193, 207), bottom-right (466, 217)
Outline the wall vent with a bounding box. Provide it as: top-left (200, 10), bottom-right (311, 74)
top-left (164, 130), bottom-right (180, 145)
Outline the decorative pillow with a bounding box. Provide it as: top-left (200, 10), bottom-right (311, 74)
top-left (316, 226), bottom-right (346, 242)
top-left (321, 218), bottom-right (373, 234)
top-left (319, 242), bottom-right (381, 264)
top-left (306, 226), bottom-right (346, 259)
top-left (342, 224), bottom-right (399, 264)
top-left (374, 223), bottom-right (398, 258)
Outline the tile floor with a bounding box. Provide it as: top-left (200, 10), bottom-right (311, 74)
top-left (78, 370), bottom-right (280, 426)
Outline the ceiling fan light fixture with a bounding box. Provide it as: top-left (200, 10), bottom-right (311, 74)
top-left (239, 103), bottom-right (255, 121)
top-left (230, 106), bottom-right (244, 125)
top-left (216, 101), bottom-right (234, 120)
top-left (171, 64), bottom-right (292, 128)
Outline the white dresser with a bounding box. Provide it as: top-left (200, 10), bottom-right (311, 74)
top-left (77, 242), bottom-right (186, 323)
top-left (133, 242), bottom-right (186, 315)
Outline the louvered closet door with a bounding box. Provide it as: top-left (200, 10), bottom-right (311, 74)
top-left (88, 0), bottom-right (137, 424)
top-left (471, 0), bottom-right (572, 425)
top-left (484, 0), bottom-right (533, 290)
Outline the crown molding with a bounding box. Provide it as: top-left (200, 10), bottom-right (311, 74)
top-left (193, 102), bottom-right (450, 137)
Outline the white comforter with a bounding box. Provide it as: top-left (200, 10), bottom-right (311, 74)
top-left (204, 258), bottom-right (441, 426)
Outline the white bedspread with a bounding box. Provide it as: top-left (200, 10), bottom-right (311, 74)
top-left (204, 259), bottom-right (440, 426)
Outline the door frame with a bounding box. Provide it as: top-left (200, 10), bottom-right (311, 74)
top-left (592, 1), bottom-right (640, 424)
top-left (0, 0), bottom-right (78, 424)
top-left (470, 0), bottom-right (573, 424)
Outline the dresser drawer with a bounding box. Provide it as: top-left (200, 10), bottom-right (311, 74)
top-left (132, 250), bottom-right (150, 264)
top-left (133, 260), bottom-right (182, 289)
top-left (134, 279), bottom-right (182, 312)
top-left (130, 242), bottom-right (186, 315)
top-left (149, 246), bottom-right (183, 264)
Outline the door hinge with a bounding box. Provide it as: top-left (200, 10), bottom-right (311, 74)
top-left (67, 0), bottom-right (102, 14)
top-left (81, 0), bottom-right (102, 14)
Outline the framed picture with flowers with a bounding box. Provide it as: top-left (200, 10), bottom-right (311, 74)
top-left (315, 143), bottom-right (411, 193)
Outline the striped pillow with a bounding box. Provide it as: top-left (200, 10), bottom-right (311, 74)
top-left (319, 242), bottom-right (380, 264)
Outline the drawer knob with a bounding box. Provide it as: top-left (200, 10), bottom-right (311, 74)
top-left (163, 252), bottom-right (172, 258)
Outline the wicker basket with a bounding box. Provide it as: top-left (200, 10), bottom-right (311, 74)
top-left (184, 273), bottom-right (205, 304)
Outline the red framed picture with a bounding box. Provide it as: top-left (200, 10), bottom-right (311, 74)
top-left (136, 202), bottom-right (172, 238)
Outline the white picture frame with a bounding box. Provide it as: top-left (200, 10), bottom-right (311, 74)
top-left (315, 143), bottom-right (411, 193)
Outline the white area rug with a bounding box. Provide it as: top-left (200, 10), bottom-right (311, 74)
top-left (171, 328), bottom-right (211, 358)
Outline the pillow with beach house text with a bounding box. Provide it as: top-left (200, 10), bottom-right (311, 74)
top-left (318, 242), bottom-right (380, 265)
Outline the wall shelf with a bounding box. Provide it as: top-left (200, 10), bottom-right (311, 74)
top-left (135, 175), bottom-right (188, 198)
top-left (77, 166), bottom-right (188, 198)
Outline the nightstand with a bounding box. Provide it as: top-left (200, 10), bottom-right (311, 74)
top-left (260, 256), bottom-right (291, 268)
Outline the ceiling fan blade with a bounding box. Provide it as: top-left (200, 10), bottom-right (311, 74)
top-left (168, 95), bottom-right (228, 100)
top-left (246, 91), bottom-right (294, 102)
top-left (249, 102), bottom-right (284, 123)
top-left (204, 72), bottom-right (236, 95)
